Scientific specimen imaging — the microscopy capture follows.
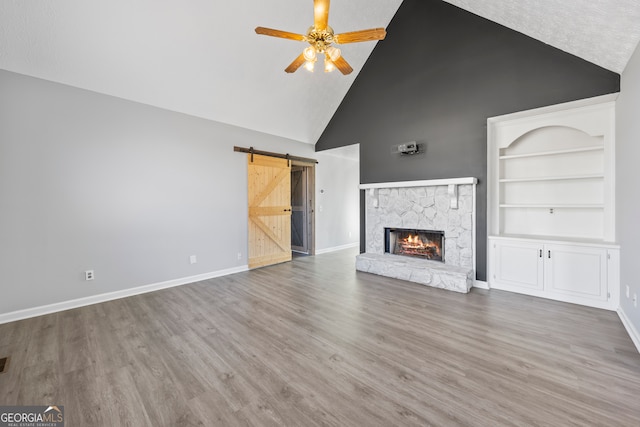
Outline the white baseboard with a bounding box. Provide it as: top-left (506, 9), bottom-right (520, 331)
top-left (0, 265), bottom-right (248, 325)
top-left (473, 280), bottom-right (489, 290)
top-left (618, 307), bottom-right (640, 354)
top-left (315, 242), bottom-right (359, 255)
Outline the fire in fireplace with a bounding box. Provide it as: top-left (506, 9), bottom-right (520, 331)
top-left (384, 228), bottom-right (444, 262)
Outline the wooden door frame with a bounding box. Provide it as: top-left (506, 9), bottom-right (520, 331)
top-left (291, 160), bottom-right (315, 256)
top-left (291, 165), bottom-right (308, 254)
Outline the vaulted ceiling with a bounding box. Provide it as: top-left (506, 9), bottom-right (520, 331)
top-left (1, 1), bottom-right (639, 144)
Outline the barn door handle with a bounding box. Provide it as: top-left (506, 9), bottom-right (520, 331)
top-left (283, 208), bottom-right (292, 212)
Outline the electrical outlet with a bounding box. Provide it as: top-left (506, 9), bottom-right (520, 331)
top-left (626, 285), bottom-right (631, 299)
top-left (85, 270), bottom-right (94, 281)
top-left (237, 252), bottom-right (242, 260)
top-left (634, 293), bottom-right (638, 308)
top-left (189, 255), bottom-right (197, 264)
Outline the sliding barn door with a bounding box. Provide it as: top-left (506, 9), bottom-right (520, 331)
top-left (247, 154), bottom-right (292, 269)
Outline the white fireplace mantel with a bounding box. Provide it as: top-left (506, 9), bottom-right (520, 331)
top-left (359, 177), bottom-right (477, 190)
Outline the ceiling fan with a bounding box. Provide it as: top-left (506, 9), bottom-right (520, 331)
top-left (255, 0), bottom-right (387, 75)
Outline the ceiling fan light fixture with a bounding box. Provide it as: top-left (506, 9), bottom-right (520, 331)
top-left (303, 46), bottom-right (317, 62)
top-left (324, 57), bottom-right (335, 73)
top-left (304, 60), bottom-right (315, 72)
top-left (326, 46), bottom-right (341, 61)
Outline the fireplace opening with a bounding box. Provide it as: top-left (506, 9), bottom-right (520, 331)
top-left (384, 228), bottom-right (444, 262)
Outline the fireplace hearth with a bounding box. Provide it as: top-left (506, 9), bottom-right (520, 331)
top-left (385, 228), bottom-right (444, 262)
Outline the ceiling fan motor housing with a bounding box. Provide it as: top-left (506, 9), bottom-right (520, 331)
top-left (306, 26), bottom-right (335, 52)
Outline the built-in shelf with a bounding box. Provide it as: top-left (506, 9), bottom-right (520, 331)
top-left (490, 102), bottom-right (613, 241)
top-left (498, 146), bottom-right (604, 160)
top-left (499, 204), bottom-right (604, 209)
top-left (489, 234), bottom-right (618, 247)
top-left (499, 174), bottom-right (604, 183)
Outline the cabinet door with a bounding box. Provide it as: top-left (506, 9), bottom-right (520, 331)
top-left (490, 240), bottom-right (544, 291)
top-left (544, 244), bottom-right (608, 302)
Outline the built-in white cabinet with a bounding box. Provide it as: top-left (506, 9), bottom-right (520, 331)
top-left (489, 237), bottom-right (618, 309)
top-left (490, 239), bottom-right (544, 291)
top-left (487, 95), bottom-right (619, 310)
top-left (544, 243), bottom-right (608, 302)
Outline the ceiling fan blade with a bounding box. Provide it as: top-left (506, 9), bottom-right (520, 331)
top-left (255, 27), bottom-right (306, 42)
top-left (285, 53), bottom-right (307, 73)
top-left (333, 56), bottom-right (353, 75)
top-left (335, 28), bottom-right (386, 44)
top-left (314, 0), bottom-right (330, 30)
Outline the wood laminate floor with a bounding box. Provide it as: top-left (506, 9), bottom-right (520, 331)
top-left (1, 248), bottom-right (639, 426)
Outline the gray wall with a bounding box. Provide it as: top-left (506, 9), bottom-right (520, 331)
top-left (617, 43), bottom-right (640, 340)
top-left (0, 70), bottom-right (358, 316)
top-left (315, 0), bottom-right (620, 281)
top-left (315, 147), bottom-right (360, 251)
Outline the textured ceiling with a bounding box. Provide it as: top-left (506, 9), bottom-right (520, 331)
top-left (1, 1), bottom-right (639, 145)
top-left (442, 0), bottom-right (640, 74)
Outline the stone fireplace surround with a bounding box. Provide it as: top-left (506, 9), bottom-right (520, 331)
top-left (356, 178), bottom-right (477, 293)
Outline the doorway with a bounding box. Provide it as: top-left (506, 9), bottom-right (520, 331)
top-left (291, 162), bottom-right (315, 255)
top-left (246, 151), bottom-right (316, 269)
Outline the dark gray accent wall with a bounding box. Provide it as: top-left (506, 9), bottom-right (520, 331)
top-left (315, 0), bottom-right (620, 281)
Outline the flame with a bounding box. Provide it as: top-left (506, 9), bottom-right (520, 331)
top-left (404, 234), bottom-right (419, 244)
top-left (398, 232), bottom-right (442, 259)
top-left (403, 234), bottom-right (423, 245)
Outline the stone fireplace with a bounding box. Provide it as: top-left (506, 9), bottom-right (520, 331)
top-left (355, 178), bottom-right (477, 293)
